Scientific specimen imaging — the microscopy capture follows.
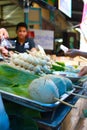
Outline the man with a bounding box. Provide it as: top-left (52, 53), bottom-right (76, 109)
top-left (0, 28), bottom-right (10, 130)
top-left (12, 22), bottom-right (36, 53)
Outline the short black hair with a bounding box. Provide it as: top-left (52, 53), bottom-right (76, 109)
top-left (16, 22), bottom-right (28, 31)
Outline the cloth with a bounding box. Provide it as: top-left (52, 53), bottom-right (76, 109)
top-left (80, 1), bottom-right (87, 51)
top-left (0, 94), bottom-right (10, 130)
top-left (10, 37), bottom-right (35, 53)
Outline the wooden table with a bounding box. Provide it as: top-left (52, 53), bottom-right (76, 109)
top-left (61, 98), bottom-right (87, 130)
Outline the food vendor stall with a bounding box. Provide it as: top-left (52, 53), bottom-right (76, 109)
top-left (0, 52), bottom-right (87, 130)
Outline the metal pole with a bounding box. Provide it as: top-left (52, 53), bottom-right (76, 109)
top-left (23, 0), bottom-right (29, 27)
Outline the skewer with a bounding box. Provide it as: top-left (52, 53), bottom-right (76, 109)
top-left (26, 50), bottom-right (30, 54)
top-left (14, 51), bottom-right (19, 54)
top-left (80, 56), bottom-right (87, 62)
top-left (54, 97), bottom-right (77, 108)
top-left (26, 50), bottom-right (34, 55)
top-left (66, 92), bottom-right (87, 99)
top-left (73, 85), bottom-right (83, 89)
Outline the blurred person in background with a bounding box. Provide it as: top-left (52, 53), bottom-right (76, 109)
top-left (12, 22), bottom-right (36, 53)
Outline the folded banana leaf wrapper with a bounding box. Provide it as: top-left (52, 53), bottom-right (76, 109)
top-left (0, 64), bottom-right (40, 130)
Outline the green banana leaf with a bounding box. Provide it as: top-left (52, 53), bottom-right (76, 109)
top-left (4, 100), bottom-right (41, 130)
top-left (0, 64), bottom-right (41, 130)
top-left (0, 64), bottom-right (39, 97)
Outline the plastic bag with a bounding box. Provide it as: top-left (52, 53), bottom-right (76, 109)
top-left (1, 36), bottom-right (12, 49)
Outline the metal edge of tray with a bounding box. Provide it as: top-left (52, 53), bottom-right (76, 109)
top-left (0, 88), bottom-right (75, 112)
top-left (52, 71), bottom-right (81, 82)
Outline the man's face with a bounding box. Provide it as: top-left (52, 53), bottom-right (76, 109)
top-left (16, 27), bottom-right (27, 39)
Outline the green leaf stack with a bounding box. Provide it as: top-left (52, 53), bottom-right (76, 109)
top-left (0, 64), bottom-right (40, 130)
top-left (0, 64), bottom-right (39, 97)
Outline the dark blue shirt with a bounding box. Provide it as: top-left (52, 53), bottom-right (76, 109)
top-left (11, 37), bottom-right (35, 53)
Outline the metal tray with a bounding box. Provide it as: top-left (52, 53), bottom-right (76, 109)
top-left (0, 88), bottom-right (75, 112)
top-left (53, 71), bottom-right (81, 82)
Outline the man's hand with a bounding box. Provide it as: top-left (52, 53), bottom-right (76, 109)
top-left (65, 49), bottom-right (80, 58)
top-left (78, 66), bottom-right (87, 76)
top-left (0, 28), bottom-right (9, 39)
top-left (0, 47), bottom-right (8, 56)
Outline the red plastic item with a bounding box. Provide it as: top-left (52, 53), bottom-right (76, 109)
top-left (27, 31), bottom-right (35, 38)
